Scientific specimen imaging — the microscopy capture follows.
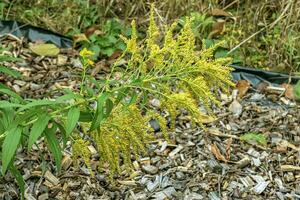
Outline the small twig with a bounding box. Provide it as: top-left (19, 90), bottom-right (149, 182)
top-left (223, 0), bottom-right (239, 10)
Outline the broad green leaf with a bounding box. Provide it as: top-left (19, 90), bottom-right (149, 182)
top-left (90, 92), bottom-right (109, 131)
top-left (29, 43), bottom-right (60, 56)
top-left (2, 126), bottom-right (22, 174)
top-left (65, 107), bottom-right (80, 137)
top-left (28, 113), bottom-right (51, 149)
top-left (44, 124), bottom-right (62, 171)
top-left (9, 163), bottom-right (25, 199)
top-left (0, 66), bottom-right (21, 78)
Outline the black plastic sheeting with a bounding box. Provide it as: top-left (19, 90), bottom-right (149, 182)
top-left (0, 20), bottom-right (72, 48)
top-left (231, 64), bottom-right (300, 86)
top-left (0, 20), bottom-right (299, 86)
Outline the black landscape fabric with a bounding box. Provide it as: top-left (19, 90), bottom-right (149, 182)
top-left (0, 20), bottom-right (72, 48)
top-left (0, 20), bottom-right (299, 85)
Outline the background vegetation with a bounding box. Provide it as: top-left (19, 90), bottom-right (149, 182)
top-left (1, 0), bottom-right (299, 72)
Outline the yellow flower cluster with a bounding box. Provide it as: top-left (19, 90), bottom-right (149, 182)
top-left (79, 48), bottom-right (94, 57)
top-left (79, 48), bottom-right (94, 66)
top-left (88, 105), bottom-right (152, 177)
top-left (119, 5), bottom-right (234, 124)
top-left (73, 4), bottom-right (234, 179)
top-left (72, 138), bottom-right (93, 176)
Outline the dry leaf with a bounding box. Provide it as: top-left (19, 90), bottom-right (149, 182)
top-left (281, 83), bottom-right (294, 100)
top-left (236, 80), bottom-right (251, 98)
top-left (107, 51), bottom-right (123, 65)
top-left (84, 25), bottom-right (100, 38)
top-left (29, 44), bottom-right (60, 57)
top-left (91, 60), bottom-right (109, 76)
top-left (211, 143), bottom-right (227, 162)
top-left (109, 51), bottom-right (122, 61)
top-left (225, 138), bottom-right (232, 160)
top-left (209, 20), bottom-right (225, 38)
top-left (211, 8), bottom-right (231, 17)
top-left (73, 33), bottom-right (89, 47)
top-left (275, 144), bottom-right (287, 153)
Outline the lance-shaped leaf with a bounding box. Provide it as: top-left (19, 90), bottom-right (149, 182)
top-left (28, 113), bottom-right (51, 149)
top-left (2, 126), bottom-right (22, 174)
top-left (65, 107), bottom-right (80, 137)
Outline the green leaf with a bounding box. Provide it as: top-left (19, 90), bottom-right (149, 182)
top-left (107, 35), bottom-right (118, 44)
top-left (104, 98), bottom-right (113, 117)
top-left (214, 49), bottom-right (228, 59)
top-left (90, 45), bottom-right (101, 59)
top-left (116, 41), bottom-right (126, 51)
top-left (29, 43), bottom-right (60, 56)
top-left (55, 121), bottom-right (67, 148)
top-left (2, 126), bottom-right (22, 174)
top-left (8, 163), bottom-right (25, 199)
top-left (0, 101), bottom-right (22, 108)
top-left (204, 39), bottom-right (215, 48)
top-left (128, 91), bottom-right (138, 105)
top-left (102, 47), bottom-right (114, 57)
top-left (18, 99), bottom-right (60, 111)
top-left (28, 113), bottom-right (51, 149)
top-left (0, 88), bottom-right (24, 103)
top-left (115, 88), bottom-right (129, 105)
top-left (56, 92), bottom-right (82, 102)
top-left (44, 124), bottom-right (62, 171)
top-left (15, 108), bottom-right (42, 125)
top-left (65, 107), bottom-right (80, 137)
top-left (0, 108), bottom-right (14, 129)
top-left (0, 66), bottom-right (21, 78)
top-left (78, 111), bottom-right (93, 122)
top-left (240, 132), bottom-right (267, 146)
top-left (90, 92), bottom-right (109, 131)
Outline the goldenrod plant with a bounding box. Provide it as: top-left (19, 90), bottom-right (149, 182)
top-left (0, 5), bottom-right (233, 198)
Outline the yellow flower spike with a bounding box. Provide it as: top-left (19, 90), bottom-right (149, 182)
top-left (80, 48), bottom-right (94, 57)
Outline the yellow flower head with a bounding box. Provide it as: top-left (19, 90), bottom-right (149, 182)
top-left (80, 48), bottom-right (94, 57)
top-left (87, 59), bottom-right (94, 66)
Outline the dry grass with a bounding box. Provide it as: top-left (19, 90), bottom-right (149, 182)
top-left (1, 0), bottom-right (299, 71)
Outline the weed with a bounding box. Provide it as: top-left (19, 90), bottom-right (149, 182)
top-left (81, 19), bottom-right (130, 59)
top-left (240, 132), bottom-right (267, 146)
top-left (0, 7), bottom-right (233, 198)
